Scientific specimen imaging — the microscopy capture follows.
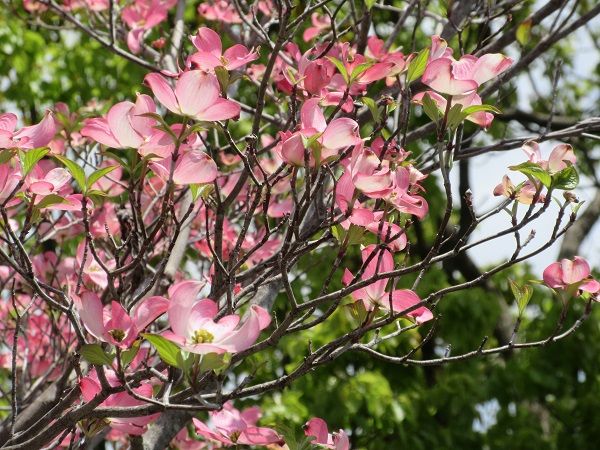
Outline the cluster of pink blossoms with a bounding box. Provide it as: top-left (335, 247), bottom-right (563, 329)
top-left (7, 1), bottom-right (586, 447)
top-left (494, 140), bottom-right (577, 204)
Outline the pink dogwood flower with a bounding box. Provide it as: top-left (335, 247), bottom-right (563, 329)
top-left (422, 51), bottom-right (513, 96)
top-left (0, 163), bottom-right (22, 203)
top-left (75, 241), bottom-right (115, 289)
top-left (278, 98), bottom-right (361, 166)
top-left (81, 94), bottom-right (156, 148)
top-left (429, 35), bottom-right (454, 61)
top-left (344, 145), bottom-right (394, 199)
top-left (73, 290), bottom-right (169, 348)
top-left (387, 167), bottom-right (429, 219)
top-left (150, 150), bottom-right (218, 185)
top-left (26, 164), bottom-right (71, 197)
top-left (413, 91), bottom-right (494, 128)
top-left (121, 0), bottom-right (176, 54)
top-left (161, 280), bottom-right (271, 354)
top-left (304, 417), bottom-right (350, 450)
top-left (193, 401), bottom-right (283, 446)
top-left (493, 175), bottom-right (545, 204)
top-left (145, 70), bottom-right (240, 121)
top-left (342, 245), bottom-right (433, 323)
top-left (80, 368), bottom-right (159, 435)
top-left (543, 257), bottom-right (600, 294)
top-left (278, 45), bottom-right (336, 96)
top-left (303, 13), bottom-right (330, 41)
top-left (198, 0), bottom-right (242, 24)
top-left (366, 36), bottom-right (410, 86)
top-left (338, 207), bottom-right (408, 252)
top-left (416, 40), bottom-right (512, 128)
top-left (0, 110), bottom-right (57, 150)
top-left (188, 27), bottom-right (258, 71)
top-left (522, 140), bottom-right (576, 174)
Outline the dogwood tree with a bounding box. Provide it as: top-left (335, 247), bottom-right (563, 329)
top-left (0, 0), bottom-right (599, 449)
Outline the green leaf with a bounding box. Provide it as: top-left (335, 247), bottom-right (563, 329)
top-left (516, 19), bottom-right (532, 46)
top-left (285, 67), bottom-right (301, 86)
top-left (350, 62), bottom-right (373, 83)
top-left (181, 122), bottom-right (208, 141)
top-left (190, 183), bottom-right (214, 201)
top-left (80, 343), bottom-right (114, 366)
top-left (198, 353), bottom-right (231, 373)
top-left (86, 165), bottom-right (118, 189)
top-left (177, 351), bottom-right (194, 375)
top-left (35, 194), bottom-right (67, 209)
top-left (552, 165), bottom-right (579, 190)
top-left (326, 56), bottom-right (349, 84)
top-left (142, 333), bottom-right (182, 368)
top-left (509, 279), bottom-right (533, 316)
top-left (446, 103), bottom-right (466, 130)
top-left (461, 104), bottom-right (502, 115)
top-left (85, 189), bottom-right (109, 197)
top-left (121, 340), bottom-right (141, 367)
top-left (406, 48), bottom-right (430, 83)
top-left (572, 199), bottom-right (585, 215)
top-left (386, 100), bottom-right (398, 115)
top-left (301, 132), bottom-right (323, 150)
top-left (214, 66), bottom-right (230, 91)
top-left (365, 0), bottom-right (377, 10)
top-left (54, 155), bottom-right (86, 191)
top-left (139, 113), bottom-right (178, 141)
top-left (362, 97), bottom-right (380, 123)
top-left (421, 93), bottom-right (441, 123)
top-left (0, 150), bottom-right (16, 165)
top-left (509, 161), bottom-right (552, 188)
top-left (19, 148), bottom-right (48, 175)
top-left (348, 299), bottom-right (369, 324)
top-left (104, 150), bottom-right (130, 169)
top-left (275, 423), bottom-right (315, 450)
top-left (332, 224), bottom-right (365, 246)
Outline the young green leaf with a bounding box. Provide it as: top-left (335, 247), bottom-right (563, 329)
top-left (362, 97), bottom-right (381, 123)
top-left (54, 155), bottom-right (86, 191)
top-left (365, 0), bottom-right (377, 10)
top-left (19, 148), bottom-right (49, 175)
top-left (509, 279), bottom-right (533, 316)
top-left (421, 93), bottom-right (441, 123)
top-left (35, 194), bottom-right (67, 210)
top-left (120, 340), bottom-right (141, 367)
top-left (446, 103), bottom-right (466, 130)
top-left (332, 224), bottom-right (365, 246)
top-left (198, 353), bottom-right (231, 373)
top-left (275, 423), bottom-right (315, 450)
top-left (181, 122), bottom-right (208, 141)
top-left (190, 183), bottom-right (214, 201)
top-left (509, 161), bottom-right (552, 188)
top-left (326, 56), bottom-right (349, 84)
top-left (407, 48), bottom-right (430, 83)
top-left (516, 19), bottom-right (533, 46)
top-left (0, 150), bottom-right (16, 165)
top-left (142, 333), bottom-right (182, 368)
top-left (214, 66), bottom-right (230, 91)
top-left (461, 104), bottom-right (502, 115)
top-left (139, 113), bottom-right (178, 141)
top-left (80, 343), bottom-right (114, 366)
top-left (552, 165), bottom-right (579, 190)
top-left (86, 165), bottom-right (118, 189)
top-left (350, 62), bottom-right (373, 83)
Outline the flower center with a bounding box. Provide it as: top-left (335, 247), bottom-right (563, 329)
top-left (191, 329), bottom-right (214, 344)
top-left (229, 430), bottom-right (241, 443)
top-left (109, 329), bottom-right (126, 342)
